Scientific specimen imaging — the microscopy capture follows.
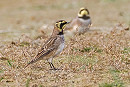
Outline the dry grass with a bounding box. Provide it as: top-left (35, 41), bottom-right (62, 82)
top-left (0, 0), bottom-right (130, 87)
top-left (0, 27), bottom-right (130, 87)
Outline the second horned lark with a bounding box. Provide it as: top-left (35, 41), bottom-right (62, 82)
top-left (65, 7), bottom-right (92, 36)
top-left (25, 20), bottom-right (69, 70)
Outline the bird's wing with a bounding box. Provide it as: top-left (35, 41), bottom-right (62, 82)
top-left (25, 36), bottom-right (60, 68)
top-left (65, 18), bottom-right (78, 30)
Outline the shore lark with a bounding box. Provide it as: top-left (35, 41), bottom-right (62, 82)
top-left (65, 7), bottom-right (92, 36)
top-left (25, 20), bottom-right (69, 70)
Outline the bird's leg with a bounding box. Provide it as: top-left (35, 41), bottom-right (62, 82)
top-left (50, 63), bottom-right (57, 70)
top-left (48, 58), bottom-right (59, 70)
top-left (48, 62), bottom-right (53, 69)
top-left (48, 58), bottom-right (56, 70)
top-left (48, 62), bottom-right (57, 70)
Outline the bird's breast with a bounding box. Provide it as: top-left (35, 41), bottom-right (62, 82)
top-left (55, 35), bottom-right (65, 55)
top-left (78, 18), bottom-right (91, 26)
top-left (56, 42), bottom-right (64, 55)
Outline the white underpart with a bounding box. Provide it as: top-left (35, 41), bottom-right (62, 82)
top-left (78, 18), bottom-right (91, 33)
top-left (55, 35), bottom-right (64, 55)
top-left (79, 18), bottom-right (91, 23)
top-left (56, 42), bottom-right (64, 55)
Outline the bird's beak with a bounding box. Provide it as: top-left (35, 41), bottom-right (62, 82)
top-left (63, 22), bottom-right (70, 31)
top-left (67, 22), bottom-right (70, 24)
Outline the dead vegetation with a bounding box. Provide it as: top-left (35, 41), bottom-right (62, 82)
top-left (0, 26), bottom-right (130, 87)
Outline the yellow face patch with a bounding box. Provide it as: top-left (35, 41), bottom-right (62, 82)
top-left (81, 10), bottom-right (88, 15)
top-left (62, 25), bottom-right (66, 30)
top-left (55, 20), bottom-right (68, 32)
top-left (55, 22), bottom-right (61, 32)
top-left (78, 8), bottom-right (89, 17)
top-left (58, 27), bottom-right (62, 32)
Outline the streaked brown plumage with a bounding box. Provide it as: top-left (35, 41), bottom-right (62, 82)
top-left (25, 20), bottom-right (69, 70)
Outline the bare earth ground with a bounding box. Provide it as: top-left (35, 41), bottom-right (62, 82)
top-left (0, 0), bottom-right (130, 87)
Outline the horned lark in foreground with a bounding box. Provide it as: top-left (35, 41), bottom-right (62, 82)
top-left (65, 7), bottom-right (92, 36)
top-left (25, 20), bottom-right (69, 70)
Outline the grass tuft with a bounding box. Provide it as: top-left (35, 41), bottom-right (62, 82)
top-left (19, 41), bottom-right (30, 47)
top-left (39, 85), bottom-right (43, 87)
top-left (0, 77), bottom-right (4, 82)
top-left (109, 69), bottom-right (125, 87)
top-left (26, 78), bottom-right (30, 87)
top-left (99, 83), bottom-right (113, 87)
top-left (0, 70), bottom-right (3, 73)
top-left (7, 60), bottom-right (12, 67)
top-left (82, 47), bottom-right (91, 52)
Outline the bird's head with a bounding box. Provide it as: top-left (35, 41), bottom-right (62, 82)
top-left (54, 20), bottom-right (70, 35)
top-left (78, 7), bottom-right (89, 18)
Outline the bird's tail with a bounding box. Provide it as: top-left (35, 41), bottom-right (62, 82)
top-left (24, 62), bottom-right (32, 69)
top-left (24, 58), bottom-right (40, 69)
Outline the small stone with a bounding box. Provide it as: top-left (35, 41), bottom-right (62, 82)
top-left (124, 27), bottom-right (129, 30)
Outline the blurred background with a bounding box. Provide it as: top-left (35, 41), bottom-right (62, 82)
top-left (0, 0), bottom-right (129, 43)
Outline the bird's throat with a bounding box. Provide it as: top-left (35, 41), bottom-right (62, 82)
top-left (78, 15), bottom-right (90, 20)
top-left (58, 32), bottom-right (63, 35)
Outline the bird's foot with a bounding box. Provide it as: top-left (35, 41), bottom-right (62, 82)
top-left (49, 68), bottom-right (61, 70)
